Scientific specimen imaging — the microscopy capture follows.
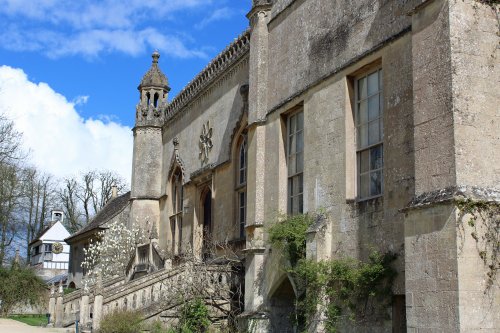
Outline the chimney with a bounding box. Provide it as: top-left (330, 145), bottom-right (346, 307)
top-left (111, 185), bottom-right (118, 199)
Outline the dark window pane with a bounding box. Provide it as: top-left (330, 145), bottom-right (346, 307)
top-left (360, 150), bottom-right (369, 173)
top-left (298, 174), bottom-right (303, 194)
top-left (368, 95), bottom-right (379, 121)
top-left (367, 71), bottom-right (379, 96)
top-left (296, 152), bottom-right (303, 173)
top-left (358, 100), bottom-right (368, 125)
top-left (290, 114), bottom-right (296, 135)
top-left (299, 194), bottom-right (303, 214)
top-left (368, 120), bottom-right (380, 146)
top-left (370, 170), bottom-right (382, 196)
top-left (296, 130), bottom-right (303, 153)
top-left (288, 154), bottom-right (296, 175)
top-left (358, 124), bottom-right (368, 148)
top-left (360, 173), bottom-right (369, 198)
top-left (298, 112), bottom-right (304, 131)
top-left (358, 77), bottom-right (367, 99)
top-left (370, 145), bottom-right (383, 170)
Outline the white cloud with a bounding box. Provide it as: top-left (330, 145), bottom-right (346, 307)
top-left (0, 0), bottom-right (215, 59)
top-left (72, 95), bottom-right (89, 106)
top-left (0, 65), bottom-right (133, 181)
top-left (0, 25), bottom-right (207, 59)
top-left (195, 7), bottom-right (236, 29)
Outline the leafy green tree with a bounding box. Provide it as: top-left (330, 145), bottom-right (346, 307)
top-left (0, 265), bottom-right (46, 316)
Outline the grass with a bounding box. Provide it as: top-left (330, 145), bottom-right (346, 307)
top-left (8, 314), bottom-right (48, 326)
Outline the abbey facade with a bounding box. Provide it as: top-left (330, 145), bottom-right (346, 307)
top-left (54, 0), bottom-right (499, 332)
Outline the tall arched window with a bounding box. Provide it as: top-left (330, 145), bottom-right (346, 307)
top-left (170, 169), bottom-right (183, 255)
top-left (235, 134), bottom-right (247, 239)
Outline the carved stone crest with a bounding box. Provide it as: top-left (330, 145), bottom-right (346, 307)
top-left (199, 121), bottom-right (213, 164)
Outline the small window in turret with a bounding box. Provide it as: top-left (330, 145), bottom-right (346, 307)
top-left (154, 93), bottom-right (159, 107)
top-left (146, 92), bottom-right (151, 106)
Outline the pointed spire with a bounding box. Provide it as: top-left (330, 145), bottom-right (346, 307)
top-left (138, 51), bottom-right (170, 91)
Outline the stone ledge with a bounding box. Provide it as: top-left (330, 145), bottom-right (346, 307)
top-left (404, 185), bottom-right (500, 211)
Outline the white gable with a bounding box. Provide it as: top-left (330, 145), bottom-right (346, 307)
top-left (40, 221), bottom-right (70, 242)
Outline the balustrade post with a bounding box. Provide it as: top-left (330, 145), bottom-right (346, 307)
top-left (80, 291), bottom-right (89, 329)
top-left (55, 284), bottom-right (64, 327)
top-left (47, 284), bottom-right (56, 327)
top-left (92, 273), bottom-right (104, 331)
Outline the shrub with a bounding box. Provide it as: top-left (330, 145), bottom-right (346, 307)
top-left (179, 298), bottom-right (210, 333)
top-left (146, 319), bottom-right (176, 333)
top-left (0, 266), bottom-right (46, 316)
top-left (98, 310), bottom-right (143, 333)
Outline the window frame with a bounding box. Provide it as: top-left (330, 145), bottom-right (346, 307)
top-left (354, 67), bottom-right (384, 201)
top-left (287, 109), bottom-right (304, 215)
top-left (170, 169), bottom-right (183, 255)
top-left (235, 133), bottom-right (247, 240)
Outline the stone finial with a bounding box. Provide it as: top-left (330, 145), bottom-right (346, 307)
top-left (152, 50), bottom-right (160, 64)
top-left (138, 51), bottom-right (170, 90)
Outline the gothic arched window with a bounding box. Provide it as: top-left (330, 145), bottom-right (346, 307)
top-left (235, 133), bottom-right (247, 239)
top-left (170, 169), bottom-right (183, 255)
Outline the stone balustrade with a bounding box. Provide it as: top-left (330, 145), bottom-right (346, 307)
top-left (51, 262), bottom-right (237, 329)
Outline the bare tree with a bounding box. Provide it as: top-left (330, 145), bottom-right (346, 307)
top-left (0, 114), bottom-right (24, 265)
top-left (58, 170), bottom-right (128, 233)
top-left (0, 114), bottom-right (23, 165)
top-left (0, 163), bottom-right (23, 265)
top-left (59, 177), bottom-right (83, 234)
top-left (21, 168), bottom-right (58, 260)
top-left (155, 228), bottom-right (245, 330)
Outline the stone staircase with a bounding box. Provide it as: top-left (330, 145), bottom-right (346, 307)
top-left (52, 261), bottom-right (238, 330)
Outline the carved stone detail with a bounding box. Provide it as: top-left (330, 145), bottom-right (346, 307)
top-left (199, 121), bottom-right (213, 165)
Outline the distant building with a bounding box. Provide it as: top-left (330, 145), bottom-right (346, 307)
top-left (29, 210), bottom-right (70, 282)
top-left (65, 191), bottom-right (131, 289)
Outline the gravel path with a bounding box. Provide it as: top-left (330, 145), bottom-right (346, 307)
top-left (0, 318), bottom-right (74, 333)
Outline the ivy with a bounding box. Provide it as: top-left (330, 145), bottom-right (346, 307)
top-left (268, 213), bottom-right (313, 267)
top-left (178, 298), bottom-right (210, 333)
top-left (455, 198), bottom-right (499, 290)
top-left (294, 252), bottom-right (397, 332)
top-left (268, 213), bottom-right (396, 332)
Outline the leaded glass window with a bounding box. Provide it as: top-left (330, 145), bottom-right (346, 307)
top-left (356, 69), bottom-right (383, 199)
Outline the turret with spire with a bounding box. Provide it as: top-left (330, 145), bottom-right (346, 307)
top-left (129, 51), bottom-right (167, 232)
top-left (135, 51), bottom-right (170, 127)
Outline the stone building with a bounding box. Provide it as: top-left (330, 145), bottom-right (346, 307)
top-left (55, 0), bottom-right (499, 331)
top-left (29, 210), bottom-right (70, 281)
top-left (65, 191), bottom-right (130, 288)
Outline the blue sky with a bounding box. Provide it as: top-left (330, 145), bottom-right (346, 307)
top-left (0, 0), bottom-right (251, 180)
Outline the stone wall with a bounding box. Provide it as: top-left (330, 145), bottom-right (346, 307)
top-left (158, 52), bottom-right (250, 252)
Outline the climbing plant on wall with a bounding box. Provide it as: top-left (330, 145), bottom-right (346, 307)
top-left (455, 198), bottom-right (500, 290)
top-left (268, 213), bottom-right (397, 332)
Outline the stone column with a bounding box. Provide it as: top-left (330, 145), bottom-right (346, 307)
top-left (47, 284), bottom-right (56, 326)
top-left (406, 0), bottom-right (500, 332)
top-left (92, 274), bottom-right (104, 331)
top-left (55, 285), bottom-right (64, 327)
top-left (240, 1), bottom-right (272, 331)
top-left (79, 292), bottom-right (89, 329)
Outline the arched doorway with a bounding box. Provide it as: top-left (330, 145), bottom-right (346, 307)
top-left (269, 277), bottom-right (298, 332)
top-left (202, 189), bottom-right (212, 260)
